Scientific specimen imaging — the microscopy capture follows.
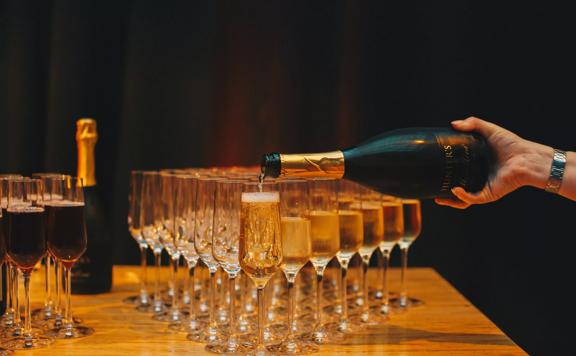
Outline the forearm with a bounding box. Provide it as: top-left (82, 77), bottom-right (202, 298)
top-left (521, 140), bottom-right (576, 201)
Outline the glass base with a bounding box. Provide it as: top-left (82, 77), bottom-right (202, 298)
top-left (389, 297), bottom-right (424, 309)
top-left (299, 324), bottom-right (344, 345)
top-left (152, 308), bottom-right (188, 323)
top-left (205, 339), bottom-right (255, 354)
top-left (0, 347), bottom-right (13, 356)
top-left (31, 306), bottom-right (54, 321)
top-left (187, 326), bottom-right (228, 344)
top-left (46, 325), bottom-right (94, 339)
top-left (170, 318), bottom-right (207, 333)
top-left (1, 335), bottom-right (53, 350)
top-left (267, 338), bottom-right (318, 354)
top-left (349, 309), bottom-right (389, 327)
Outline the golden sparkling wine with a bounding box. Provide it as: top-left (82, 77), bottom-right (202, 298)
top-left (337, 210), bottom-right (363, 258)
top-left (400, 199), bottom-right (422, 248)
top-left (239, 192), bottom-right (283, 289)
top-left (308, 210), bottom-right (340, 266)
top-left (380, 201), bottom-right (404, 251)
top-left (280, 217), bottom-right (312, 274)
top-left (355, 202), bottom-right (384, 256)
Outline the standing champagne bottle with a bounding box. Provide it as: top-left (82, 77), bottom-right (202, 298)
top-left (72, 118), bottom-right (113, 293)
top-left (261, 127), bottom-right (494, 199)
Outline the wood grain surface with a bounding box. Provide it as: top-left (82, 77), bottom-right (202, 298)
top-left (13, 265), bottom-right (525, 355)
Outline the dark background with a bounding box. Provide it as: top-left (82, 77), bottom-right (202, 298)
top-left (2, 0), bottom-right (575, 354)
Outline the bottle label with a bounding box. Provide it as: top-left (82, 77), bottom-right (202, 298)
top-left (280, 151), bottom-right (345, 178)
top-left (437, 136), bottom-right (472, 193)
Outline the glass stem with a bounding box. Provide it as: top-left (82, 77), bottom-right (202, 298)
top-left (13, 266), bottom-right (20, 327)
top-left (139, 245), bottom-right (148, 301)
top-left (315, 269), bottom-right (324, 326)
top-left (64, 266), bottom-right (73, 335)
top-left (286, 275), bottom-right (296, 341)
top-left (23, 271), bottom-right (32, 345)
top-left (362, 258), bottom-right (369, 318)
top-left (188, 264), bottom-right (196, 319)
top-left (54, 260), bottom-right (62, 325)
top-left (153, 251), bottom-right (162, 312)
top-left (44, 256), bottom-right (52, 311)
top-left (381, 250), bottom-right (391, 314)
top-left (228, 274), bottom-right (237, 346)
top-left (209, 269), bottom-right (217, 328)
top-left (6, 264), bottom-right (13, 315)
top-left (170, 256), bottom-right (179, 316)
top-left (400, 246), bottom-right (409, 307)
top-left (183, 260), bottom-right (190, 304)
top-left (257, 286), bottom-right (265, 349)
top-left (340, 261), bottom-right (349, 323)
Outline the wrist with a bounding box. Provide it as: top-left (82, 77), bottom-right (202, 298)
top-left (518, 140), bottom-right (554, 189)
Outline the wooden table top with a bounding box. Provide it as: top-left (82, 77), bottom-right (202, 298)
top-left (19, 265), bottom-right (525, 355)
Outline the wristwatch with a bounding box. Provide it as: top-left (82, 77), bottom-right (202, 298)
top-left (544, 149), bottom-right (567, 194)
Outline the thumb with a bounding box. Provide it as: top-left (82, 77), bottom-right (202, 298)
top-left (451, 117), bottom-right (501, 139)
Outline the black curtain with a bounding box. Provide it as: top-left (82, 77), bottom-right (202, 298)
top-left (2, 0), bottom-right (576, 353)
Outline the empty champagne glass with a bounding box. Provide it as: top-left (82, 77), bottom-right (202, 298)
top-left (268, 179), bottom-right (318, 354)
top-left (154, 173), bottom-right (186, 323)
top-left (125, 171), bottom-right (152, 310)
top-left (45, 176), bottom-right (93, 339)
top-left (239, 181), bottom-right (282, 356)
top-left (187, 177), bottom-right (227, 344)
top-left (141, 172), bottom-right (167, 316)
top-left (207, 179), bottom-right (253, 354)
top-left (3, 178), bottom-right (53, 349)
top-left (303, 178), bottom-right (340, 344)
top-left (391, 199), bottom-right (423, 309)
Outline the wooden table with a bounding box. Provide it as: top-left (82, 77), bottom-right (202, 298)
top-left (20, 265), bottom-right (525, 355)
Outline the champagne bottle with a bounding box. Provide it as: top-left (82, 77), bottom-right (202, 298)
top-left (72, 118), bottom-right (113, 293)
top-left (261, 127), bottom-right (494, 199)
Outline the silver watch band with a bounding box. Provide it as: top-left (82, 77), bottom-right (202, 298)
top-left (544, 149), bottom-right (567, 194)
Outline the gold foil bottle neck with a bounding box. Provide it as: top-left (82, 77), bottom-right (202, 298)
top-left (280, 151), bottom-right (345, 178)
top-left (76, 118), bottom-right (97, 187)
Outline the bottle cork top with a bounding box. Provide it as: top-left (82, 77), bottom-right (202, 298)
top-left (76, 118), bottom-right (98, 141)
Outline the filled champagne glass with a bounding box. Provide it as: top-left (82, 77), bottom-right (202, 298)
top-left (30, 173), bottom-right (66, 323)
top-left (327, 180), bottom-right (364, 335)
top-left (391, 199), bottom-right (423, 309)
top-left (45, 176), bottom-right (93, 339)
top-left (239, 181), bottom-right (282, 356)
top-left (3, 178), bottom-right (53, 349)
top-left (375, 200), bottom-right (403, 318)
top-left (0, 174), bottom-right (23, 332)
top-left (303, 178), bottom-right (340, 344)
top-left (125, 171), bottom-right (152, 310)
top-left (268, 179), bottom-right (318, 354)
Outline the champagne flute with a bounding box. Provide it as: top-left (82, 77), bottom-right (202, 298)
top-left (391, 199), bottom-right (423, 309)
top-left (0, 187), bottom-right (11, 355)
top-left (303, 178), bottom-right (340, 344)
top-left (154, 173), bottom-right (185, 323)
top-left (0, 174), bottom-right (22, 331)
top-left (207, 179), bottom-right (253, 354)
top-left (326, 180), bottom-right (364, 335)
top-left (374, 200), bottom-right (403, 318)
top-left (140, 172), bottom-right (167, 316)
top-left (125, 171), bottom-right (152, 310)
top-left (3, 178), bottom-right (52, 349)
top-left (187, 177), bottom-right (227, 344)
top-left (174, 175), bottom-right (206, 334)
top-left (45, 176), bottom-right (93, 339)
top-left (239, 181), bottom-right (282, 356)
top-left (30, 173), bottom-right (66, 323)
top-left (268, 179), bottom-right (318, 354)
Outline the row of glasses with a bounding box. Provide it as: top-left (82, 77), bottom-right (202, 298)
top-left (0, 175), bottom-right (92, 351)
top-left (127, 168), bottom-right (423, 355)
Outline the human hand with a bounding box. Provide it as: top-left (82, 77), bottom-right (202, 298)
top-left (435, 117), bottom-right (553, 209)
